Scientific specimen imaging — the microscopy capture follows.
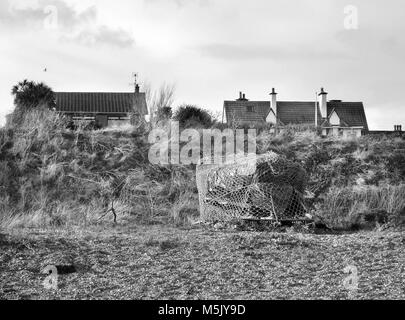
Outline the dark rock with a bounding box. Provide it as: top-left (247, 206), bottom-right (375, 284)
top-left (55, 265), bottom-right (77, 275)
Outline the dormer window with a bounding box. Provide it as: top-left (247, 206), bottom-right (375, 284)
top-left (246, 106), bottom-right (254, 112)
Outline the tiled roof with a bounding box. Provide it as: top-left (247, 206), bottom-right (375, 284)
top-left (224, 99), bottom-right (368, 130)
top-left (224, 101), bottom-right (270, 124)
top-left (55, 92), bottom-right (148, 115)
top-left (327, 102), bottom-right (368, 131)
top-left (277, 101), bottom-right (368, 130)
top-left (277, 101), bottom-right (323, 126)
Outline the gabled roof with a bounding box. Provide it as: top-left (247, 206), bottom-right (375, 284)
top-left (327, 101), bottom-right (368, 131)
top-left (276, 102), bottom-right (322, 126)
top-left (224, 99), bottom-right (369, 131)
top-left (276, 101), bottom-right (368, 130)
top-left (224, 100), bottom-right (270, 123)
top-left (321, 108), bottom-right (350, 128)
top-left (55, 92), bottom-right (148, 115)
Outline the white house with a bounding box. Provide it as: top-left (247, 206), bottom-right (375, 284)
top-left (223, 88), bottom-right (369, 137)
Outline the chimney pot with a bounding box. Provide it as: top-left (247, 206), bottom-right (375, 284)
top-left (319, 87), bottom-right (328, 95)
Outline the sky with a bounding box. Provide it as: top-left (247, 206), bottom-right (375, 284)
top-left (0, 0), bottom-right (404, 129)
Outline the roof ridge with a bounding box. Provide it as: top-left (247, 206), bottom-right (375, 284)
top-left (56, 92), bottom-right (136, 94)
top-left (328, 100), bottom-right (363, 102)
top-left (224, 100), bottom-right (269, 103)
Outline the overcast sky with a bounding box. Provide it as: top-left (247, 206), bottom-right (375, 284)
top-left (1, 0), bottom-right (404, 129)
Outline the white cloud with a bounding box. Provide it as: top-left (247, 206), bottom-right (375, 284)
top-left (0, 0), bottom-right (135, 47)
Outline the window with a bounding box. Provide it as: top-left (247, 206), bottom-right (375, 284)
top-left (246, 106), bottom-right (254, 112)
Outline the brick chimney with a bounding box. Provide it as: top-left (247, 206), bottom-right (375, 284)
top-left (318, 87), bottom-right (328, 118)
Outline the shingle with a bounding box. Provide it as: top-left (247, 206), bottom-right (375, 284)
top-left (224, 99), bottom-right (368, 131)
top-left (55, 92), bottom-right (148, 115)
top-left (277, 101), bottom-right (322, 126)
top-left (327, 102), bottom-right (368, 131)
top-left (224, 101), bottom-right (270, 124)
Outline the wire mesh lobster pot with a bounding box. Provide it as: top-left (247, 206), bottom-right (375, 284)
top-left (196, 152), bottom-right (308, 222)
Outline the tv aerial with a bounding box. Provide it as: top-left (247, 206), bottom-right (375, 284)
top-left (129, 72), bottom-right (139, 90)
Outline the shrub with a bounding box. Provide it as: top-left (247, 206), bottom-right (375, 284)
top-left (156, 106), bottom-right (173, 120)
top-left (173, 104), bottom-right (213, 128)
top-left (11, 80), bottom-right (56, 126)
top-left (386, 151), bottom-right (405, 182)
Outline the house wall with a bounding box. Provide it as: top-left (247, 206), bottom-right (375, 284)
top-left (322, 127), bottom-right (363, 138)
top-left (95, 114), bottom-right (131, 128)
top-left (266, 111), bottom-right (276, 124)
top-left (329, 112), bottom-right (340, 126)
top-left (339, 128), bottom-right (362, 138)
top-left (95, 115), bottom-right (108, 128)
top-left (108, 118), bottom-right (131, 128)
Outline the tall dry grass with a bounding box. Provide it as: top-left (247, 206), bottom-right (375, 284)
top-left (0, 107), bottom-right (200, 229)
top-left (2, 108), bottom-right (405, 231)
top-left (316, 184), bottom-right (405, 230)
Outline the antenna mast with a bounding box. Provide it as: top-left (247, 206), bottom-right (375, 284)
top-left (315, 91), bottom-right (318, 128)
top-left (131, 72), bottom-right (138, 92)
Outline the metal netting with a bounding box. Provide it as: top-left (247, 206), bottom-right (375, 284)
top-left (196, 152), bottom-right (308, 222)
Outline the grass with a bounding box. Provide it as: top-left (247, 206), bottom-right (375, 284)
top-left (316, 185), bottom-right (405, 230)
top-left (1, 108), bottom-right (405, 232)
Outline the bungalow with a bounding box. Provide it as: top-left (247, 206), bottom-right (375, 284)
top-left (55, 84), bottom-right (148, 128)
top-left (223, 88), bottom-right (369, 137)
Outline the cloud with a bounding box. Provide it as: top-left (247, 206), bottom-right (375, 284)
top-left (146, 0), bottom-right (210, 8)
top-left (0, 0), bottom-right (135, 48)
top-left (197, 43), bottom-right (353, 61)
top-left (335, 28), bottom-right (405, 60)
top-left (71, 26), bottom-right (135, 48)
top-left (1, 0), bottom-right (94, 29)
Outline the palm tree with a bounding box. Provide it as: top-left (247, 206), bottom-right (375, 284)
top-left (11, 79), bottom-right (56, 111)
